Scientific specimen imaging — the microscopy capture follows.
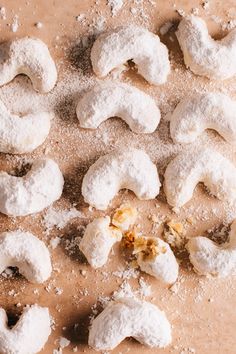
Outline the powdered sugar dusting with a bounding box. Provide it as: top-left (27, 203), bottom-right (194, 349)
top-left (43, 207), bottom-right (83, 231)
top-left (108, 0), bottom-right (124, 16)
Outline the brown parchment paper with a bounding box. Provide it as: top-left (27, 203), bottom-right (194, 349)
top-left (1, 1), bottom-right (236, 353)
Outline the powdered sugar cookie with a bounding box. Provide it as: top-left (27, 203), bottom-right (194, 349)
top-left (187, 220), bottom-right (236, 277)
top-left (0, 158), bottom-right (64, 216)
top-left (170, 92), bottom-right (236, 144)
top-left (91, 25), bottom-right (170, 85)
top-left (0, 37), bottom-right (57, 92)
top-left (76, 81), bottom-right (160, 133)
top-left (164, 147), bottom-right (236, 208)
top-left (0, 100), bottom-right (53, 154)
top-left (82, 148), bottom-right (160, 210)
top-left (176, 15), bottom-right (236, 80)
top-left (134, 236), bottom-right (178, 284)
top-left (0, 230), bottom-right (52, 283)
top-left (89, 297), bottom-right (172, 351)
top-left (0, 305), bottom-right (51, 354)
top-left (79, 216), bottom-right (122, 268)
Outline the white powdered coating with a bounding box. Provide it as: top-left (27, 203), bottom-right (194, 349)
top-left (0, 305), bottom-right (51, 354)
top-left (82, 148), bottom-right (160, 210)
top-left (170, 92), bottom-right (236, 144)
top-left (0, 158), bottom-right (64, 216)
top-left (0, 230), bottom-right (52, 283)
top-left (91, 25), bottom-right (170, 85)
top-left (88, 297), bottom-right (172, 350)
top-left (76, 81), bottom-right (160, 133)
top-left (79, 216), bottom-right (122, 268)
top-left (0, 99), bottom-right (52, 154)
top-left (0, 37), bottom-right (57, 92)
top-left (187, 220), bottom-right (236, 277)
top-left (164, 147), bottom-right (236, 208)
top-left (176, 15), bottom-right (236, 80)
top-left (136, 238), bottom-right (179, 284)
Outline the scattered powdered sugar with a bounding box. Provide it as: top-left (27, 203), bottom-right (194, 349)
top-left (138, 277), bottom-right (152, 297)
top-left (11, 15), bottom-right (19, 32)
top-left (202, 0), bottom-right (210, 10)
top-left (91, 16), bottom-right (106, 34)
top-left (50, 236), bottom-right (61, 249)
top-left (222, 19), bottom-right (236, 31)
top-left (75, 14), bottom-right (85, 23)
top-left (0, 7), bottom-right (6, 20)
top-left (59, 336), bottom-right (70, 349)
top-left (112, 266), bottom-right (139, 280)
top-left (176, 8), bottom-right (186, 17)
top-left (35, 21), bottom-right (43, 29)
top-left (94, 275), bottom-right (152, 314)
top-left (159, 21), bottom-right (173, 35)
top-left (112, 281), bottom-right (135, 299)
top-left (64, 234), bottom-right (83, 256)
top-left (191, 7), bottom-right (199, 16)
top-left (43, 207), bottom-right (83, 231)
top-left (95, 278), bottom-right (152, 310)
top-left (108, 0), bottom-right (124, 16)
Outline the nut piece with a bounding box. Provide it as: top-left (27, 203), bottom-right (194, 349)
top-left (88, 297), bottom-right (172, 351)
top-left (79, 216), bottom-right (122, 268)
top-left (112, 205), bottom-right (138, 231)
top-left (163, 220), bottom-right (186, 249)
top-left (122, 229), bottom-right (137, 248)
